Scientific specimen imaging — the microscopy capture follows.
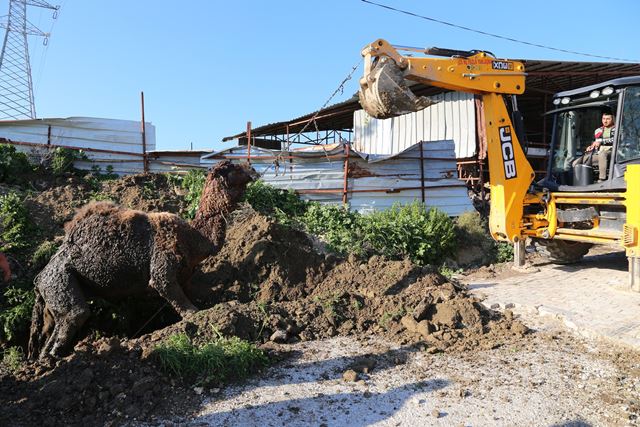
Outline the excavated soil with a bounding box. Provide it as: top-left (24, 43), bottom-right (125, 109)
top-left (0, 173), bottom-right (528, 426)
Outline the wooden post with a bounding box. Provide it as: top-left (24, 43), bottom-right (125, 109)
top-left (140, 91), bottom-right (149, 173)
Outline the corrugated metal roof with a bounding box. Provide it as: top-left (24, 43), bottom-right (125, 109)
top-left (202, 141), bottom-right (473, 216)
top-left (353, 92), bottom-right (476, 158)
top-left (222, 59), bottom-right (640, 143)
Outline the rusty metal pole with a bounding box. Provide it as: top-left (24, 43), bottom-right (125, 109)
top-left (246, 121), bottom-right (252, 164)
top-left (286, 124), bottom-right (293, 174)
top-left (342, 142), bottom-right (350, 205)
top-left (419, 141), bottom-right (425, 203)
top-left (140, 92), bottom-right (149, 173)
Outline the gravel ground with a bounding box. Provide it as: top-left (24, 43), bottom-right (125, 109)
top-left (159, 324), bottom-right (639, 427)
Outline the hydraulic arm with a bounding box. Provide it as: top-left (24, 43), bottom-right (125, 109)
top-left (359, 39), bottom-right (535, 243)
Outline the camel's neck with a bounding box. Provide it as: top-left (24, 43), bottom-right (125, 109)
top-left (190, 177), bottom-right (242, 250)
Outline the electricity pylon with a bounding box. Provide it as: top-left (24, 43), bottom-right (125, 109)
top-left (0, 0), bottom-right (58, 120)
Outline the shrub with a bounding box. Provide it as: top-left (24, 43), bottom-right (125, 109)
top-left (0, 144), bottom-right (32, 183)
top-left (154, 332), bottom-right (269, 385)
top-left (0, 285), bottom-right (34, 343)
top-left (244, 180), bottom-right (308, 224)
top-left (495, 241), bottom-right (514, 263)
top-left (181, 170), bottom-right (207, 220)
top-left (302, 203), bottom-right (361, 254)
top-left (1, 346), bottom-right (24, 372)
top-left (361, 202), bottom-right (456, 266)
top-left (240, 181), bottom-right (458, 266)
top-left (50, 147), bottom-right (85, 175)
top-left (0, 192), bottom-right (33, 251)
top-left (455, 210), bottom-right (489, 243)
top-left (455, 210), bottom-right (515, 265)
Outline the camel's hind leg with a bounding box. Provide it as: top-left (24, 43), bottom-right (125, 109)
top-left (36, 262), bottom-right (90, 358)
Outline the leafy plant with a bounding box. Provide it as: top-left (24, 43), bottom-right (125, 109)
top-left (244, 180), bottom-right (308, 224)
top-left (361, 202), bottom-right (457, 266)
top-left (1, 346), bottom-right (24, 372)
top-left (495, 241), bottom-right (514, 263)
top-left (0, 192), bottom-right (33, 251)
top-left (181, 170), bottom-right (207, 220)
top-left (302, 203), bottom-right (361, 255)
top-left (0, 144), bottom-right (33, 183)
top-left (455, 210), bottom-right (515, 265)
top-left (50, 147), bottom-right (85, 175)
top-left (154, 331), bottom-right (269, 385)
top-left (439, 264), bottom-right (463, 280)
top-left (0, 285), bottom-right (34, 342)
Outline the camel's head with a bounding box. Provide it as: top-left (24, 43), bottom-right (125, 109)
top-left (211, 160), bottom-right (257, 199)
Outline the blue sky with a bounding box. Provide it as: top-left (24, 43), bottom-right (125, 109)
top-left (7, 0), bottom-right (640, 152)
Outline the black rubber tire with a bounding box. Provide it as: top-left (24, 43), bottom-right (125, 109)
top-left (534, 239), bottom-right (592, 264)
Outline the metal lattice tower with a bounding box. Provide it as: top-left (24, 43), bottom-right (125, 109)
top-left (0, 0), bottom-right (58, 120)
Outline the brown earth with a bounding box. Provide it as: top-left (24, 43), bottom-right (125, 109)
top-left (0, 173), bottom-right (527, 426)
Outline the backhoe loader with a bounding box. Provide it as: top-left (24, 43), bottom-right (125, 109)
top-left (359, 39), bottom-right (640, 290)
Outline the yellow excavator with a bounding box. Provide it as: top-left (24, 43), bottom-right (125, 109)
top-left (359, 39), bottom-right (640, 290)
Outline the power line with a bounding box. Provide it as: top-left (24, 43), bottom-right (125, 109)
top-left (360, 0), bottom-right (640, 63)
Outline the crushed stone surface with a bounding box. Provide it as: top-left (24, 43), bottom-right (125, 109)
top-left (184, 332), bottom-right (640, 426)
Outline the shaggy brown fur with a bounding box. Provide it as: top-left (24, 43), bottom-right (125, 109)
top-left (28, 161), bottom-right (255, 360)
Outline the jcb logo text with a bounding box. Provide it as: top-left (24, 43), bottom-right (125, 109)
top-left (499, 126), bottom-right (517, 179)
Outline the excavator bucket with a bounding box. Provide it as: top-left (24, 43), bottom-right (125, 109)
top-left (359, 57), bottom-right (435, 119)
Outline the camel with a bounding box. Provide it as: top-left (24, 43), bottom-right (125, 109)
top-left (28, 160), bottom-right (256, 360)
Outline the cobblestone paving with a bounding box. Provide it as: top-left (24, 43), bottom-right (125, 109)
top-left (465, 250), bottom-right (640, 349)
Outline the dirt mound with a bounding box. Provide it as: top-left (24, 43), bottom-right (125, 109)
top-left (99, 173), bottom-right (186, 214)
top-left (150, 211), bottom-right (528, 353)
top-left (0, 337), bottom-right (203, 426)
top-left (188, 211), bottom-right (333, 305)
top-left (1, 209), bottom-right (528, 425)
top-left (20, 173), bottom-right (186, 244)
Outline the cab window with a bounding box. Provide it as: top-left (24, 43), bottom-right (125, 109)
top-left (617, 87), bottom-right (640, 163)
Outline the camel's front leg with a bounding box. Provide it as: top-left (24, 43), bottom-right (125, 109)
top-left (150, 251), bottom-right (197, 317)
top-left (36, 262), bottom-right (90, 358)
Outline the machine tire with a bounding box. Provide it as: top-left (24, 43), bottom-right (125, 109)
top-left (534, 239), bottom-right (592, 264)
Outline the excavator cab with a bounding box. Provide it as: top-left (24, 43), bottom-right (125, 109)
top-left (544, 77), bottom-right (640, 191)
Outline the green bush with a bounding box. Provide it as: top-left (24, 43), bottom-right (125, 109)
top-left (361, 202), bottom-right (457, 266)
top-left (241, 181), bottom-right (458, 266)
top-left (495, 241), bottom-right (514, 263)
top-left (0, 285), bottom-right (34, 343)
top-left (455, 211), bottom-right (489, 243)
top-left (154, 332), bottom-right (269, 385)
top-left (0, 144), bottom-right (32, 183)
top-left (454, 210), bottom-right (515, 264)
top-left (0, 193), bottom-right (33, 251)
top-left (302, 203), bottom-right (361, 254)
top-left (181, 170), bottom-right (207, 220)
top-left (1, 346), bottom-right (24, 372)
top-left (244, 180), bottom-right (308, 224)
top-left (50, 147), bottom-right (85, 175)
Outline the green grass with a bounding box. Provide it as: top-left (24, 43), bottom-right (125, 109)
top-left (1, 346), bottom-right (24, 372)
top-left (153, 332), bottom-right (269, 385)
